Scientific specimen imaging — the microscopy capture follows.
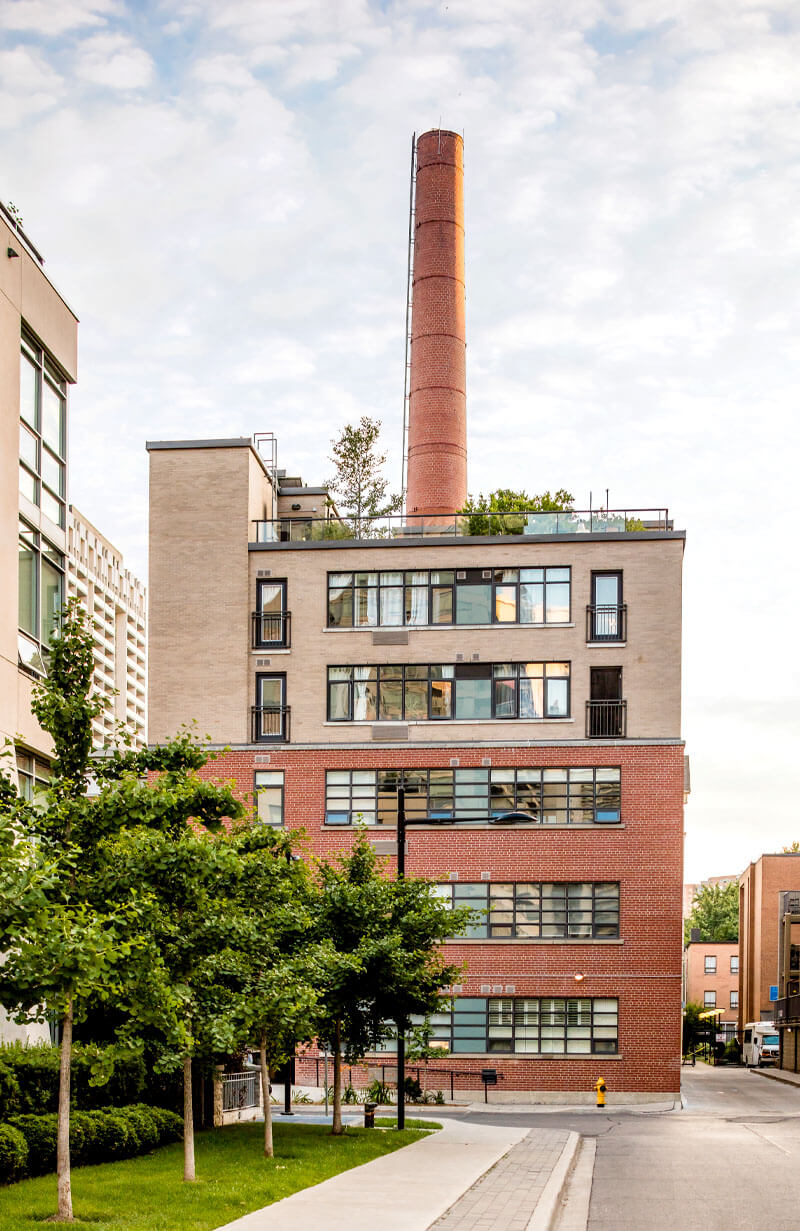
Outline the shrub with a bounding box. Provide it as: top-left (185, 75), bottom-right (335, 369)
top-left (7, 1113), bottom-right (57, 1176)
top-left (0, 1124), bottom-right (28, 1185)
top-left (0, 1043), bottom-right (148, 1117)
top-left (5, 1104), bottom-right (183, 1182)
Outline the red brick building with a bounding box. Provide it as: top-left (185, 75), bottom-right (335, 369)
top-left (146, 133), bottom-right (686, 1102)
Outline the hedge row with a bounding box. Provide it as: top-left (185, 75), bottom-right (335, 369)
top-left (0, 1103), bottom-right (183, 1184)
top-left (0, 1044), bottom-right (148, 1117)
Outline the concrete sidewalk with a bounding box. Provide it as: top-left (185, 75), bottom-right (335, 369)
top-left (216, 1116), bottom-right (535, 1231)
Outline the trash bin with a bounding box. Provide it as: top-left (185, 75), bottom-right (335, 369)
top-left (364, 1101), bottom-right (377, 1128)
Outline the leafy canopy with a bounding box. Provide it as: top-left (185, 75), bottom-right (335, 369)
top-left (684, 881), bottom-right (739, 944)
top-left (459, 487), bottom-right (574, 535)
top-left (327, 416), bottom-right (402, 535)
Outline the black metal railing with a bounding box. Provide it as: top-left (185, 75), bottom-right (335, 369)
top-left (251, 611), bottom-right (291, 648)
top-left (775, 995), bottom-right (800, 1024)
top-left (586, 700), bottom-right (627, 739)
top-left (586, 604), bottom-right (627, 642)
top-left (252, 507), bottom-right (672, 544)
top-left (251, 706), bottom-right (291, 742)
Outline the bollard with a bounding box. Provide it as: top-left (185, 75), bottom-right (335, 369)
top-left (364, 1101), bottom-right (377, 1128)
top-left (595, 1077), bottom-right (606, 1109)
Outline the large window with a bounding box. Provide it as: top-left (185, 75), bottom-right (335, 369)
top-left (704, 956), bottom-right (717, 974)
top-left (327, 662), bottom-right (570, 722)
top-left (730, 955), bottom-right (739, 974)
top-left (434, 881), bottom-right (620, 939)
top-left (19, 331), bottom-right (67, 529)
top-left (252, 674), bottom-right (289, 742)
top-left (324, 766), bottom-right (621, 826)
top-left (730, 990), bottom-right (739, 1010)
top-left (425, 997), bottom-right (618, 1055)
top-left (327, 567), bottom-right (570, 628)
top-left (16, 751), bottom-right (51, 800)
top-left (254, 770), bottom-right (284, 825)
top-left (18, 517), bottom-right (64, 673)
top-left (704, 991), bottom-right (716, 1008)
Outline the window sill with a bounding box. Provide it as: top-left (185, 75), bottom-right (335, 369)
top-left (251, 648), bottom-right (291, 655)
top-left (377, 1051), bottom-right (622, 1061)
top-left (586, 641), bottom-right (627, 648)
top-left (322, 823), bottom-right (625, 831)
top-left (323, 623), bottom-right (576, 632)
top-left (322, 718), bottom-right (576, 726)
top-left (445, 937), bottom-right (624, 946)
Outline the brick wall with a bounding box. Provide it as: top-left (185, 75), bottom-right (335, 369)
top-left (201, 741), bottom-right (684, 1093)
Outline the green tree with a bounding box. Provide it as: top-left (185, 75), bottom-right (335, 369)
top-left (312, 834), bottom-right (470, 1134)
top-left (684, 881), bottom-right (739, 944)
top-left (782, 842), bottom-right (800, 853)
top-left (327, 416), bottom-right (402, 536)
top-left (459, 487), bottom-right (574, 535)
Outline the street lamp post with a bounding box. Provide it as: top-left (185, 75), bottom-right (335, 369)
top-left (393, 793), bottom-right (539, 1129)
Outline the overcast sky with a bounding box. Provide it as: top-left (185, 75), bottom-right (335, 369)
top-left (3, 0), bottom-right (799, 883)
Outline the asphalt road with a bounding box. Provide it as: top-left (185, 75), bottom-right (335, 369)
top-left (444, 1067), bottom-right (800, 1230)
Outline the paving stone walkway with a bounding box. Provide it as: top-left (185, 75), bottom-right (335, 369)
top-left (427, 1128), bottom-right (570, 1231)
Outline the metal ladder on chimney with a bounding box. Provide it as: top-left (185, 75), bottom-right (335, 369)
top-left (400, 133), bottom-right (417, 511)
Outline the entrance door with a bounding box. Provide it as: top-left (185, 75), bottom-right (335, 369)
top-left (591, 572), bottom-right (622, 640)
top-left (255, 674), bottom-right (287, 741)
top-left (589, 667), bottom-right (623, 737)
top-left (256, 580), bottom-right (287, 646)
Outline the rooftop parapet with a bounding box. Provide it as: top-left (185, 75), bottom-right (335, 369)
top-left (252, 507), bottom-right (674, 545)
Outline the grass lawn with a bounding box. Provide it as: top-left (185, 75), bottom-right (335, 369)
top-left (0, 1120), bottom-right (435, 1231)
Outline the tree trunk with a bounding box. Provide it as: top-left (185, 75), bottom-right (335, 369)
top-left (259, 1032), bottom-right (273, 1158)
top-left (331, 1020), bottom-right (343, 1136)
top-left (54, 997), bottom-right (73, 1221)
top-left (183, 1054), bottom-right (196, 1182)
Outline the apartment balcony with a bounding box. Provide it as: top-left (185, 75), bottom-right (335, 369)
top-left (775, 996), bottom-right (800, 1025)
top-left (251, 611), bottom-right (292, 649)
top-left (251, 508), bottom-right (672, 545)
top-left (586, 604), bottom-right (627, 642)
top-left (586, 699), bottom-right (627, 739)
top-left (251, 705), bottom-right (291, 743)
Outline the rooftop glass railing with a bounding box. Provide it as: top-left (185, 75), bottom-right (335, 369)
top-left (252, 508), bottom-right (672, 544)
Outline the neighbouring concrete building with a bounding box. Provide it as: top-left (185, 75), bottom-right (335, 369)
top-left (67, 506), bottom-right (147, 749)
top-left (683, 942), bottom-right (739, 1041)
top-left (1, 202), bottom-right (77, 1043)
top-left (146, 131), bottom-right (687, 1101)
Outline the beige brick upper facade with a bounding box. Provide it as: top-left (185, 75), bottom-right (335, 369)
top-left (147, 437), bottom-right (684, 749)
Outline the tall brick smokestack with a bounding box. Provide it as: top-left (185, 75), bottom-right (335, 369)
top-left (406, 130), bottom-right (466, 521)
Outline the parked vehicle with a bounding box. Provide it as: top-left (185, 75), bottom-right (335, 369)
top-left (742, 1022), bottom-right (779, 1067)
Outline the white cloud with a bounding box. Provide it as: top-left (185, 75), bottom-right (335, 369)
top-left (74, 33), bottom-right (155, 89)
top-left (0, 0), bottom-right (119, 36)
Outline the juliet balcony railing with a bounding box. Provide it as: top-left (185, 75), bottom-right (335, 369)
top-left (586, 700), bottom-right (627, 739)
top-left (586, 604), bottom-right (627, 642)
top-left (251, 611), bottom-right (291, 649)
top-left (252, 508), bottom-right (672, 544)
top-left (251, 705), bottom-right (291, 743)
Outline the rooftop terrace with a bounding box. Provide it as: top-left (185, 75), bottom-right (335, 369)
top-left (252, 508), bottom-right (675, 545)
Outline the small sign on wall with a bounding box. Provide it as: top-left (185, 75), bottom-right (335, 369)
top-left (770, 985), bottom-right (779, 1001)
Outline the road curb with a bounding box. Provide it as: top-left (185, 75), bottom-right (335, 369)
top-left (526, 1130), bottom-right (580, 1231)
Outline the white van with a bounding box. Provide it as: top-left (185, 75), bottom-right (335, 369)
top-left (742, 1022), bottom-right (779, 1067)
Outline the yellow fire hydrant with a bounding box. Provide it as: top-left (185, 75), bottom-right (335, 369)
top-left (595, 1077), bottom-right (607, 1108)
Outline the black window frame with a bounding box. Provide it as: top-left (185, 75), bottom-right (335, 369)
top-left (435, 881), bottom-right (620, 939)
top-left (323, 765), bottom-right (621, 827)
top-left (421, 996), bottom-right (619, 1056)
top-left (589, 571), bottom-right (625, 641)
top-left (254, 768), bottom-right (285, 825)
top-left (326, 662), bottom-right (571, 723)
top-left (19, 329), bottom-right (67, 531)
top-left (326, 566), bottom-right (572, 629)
